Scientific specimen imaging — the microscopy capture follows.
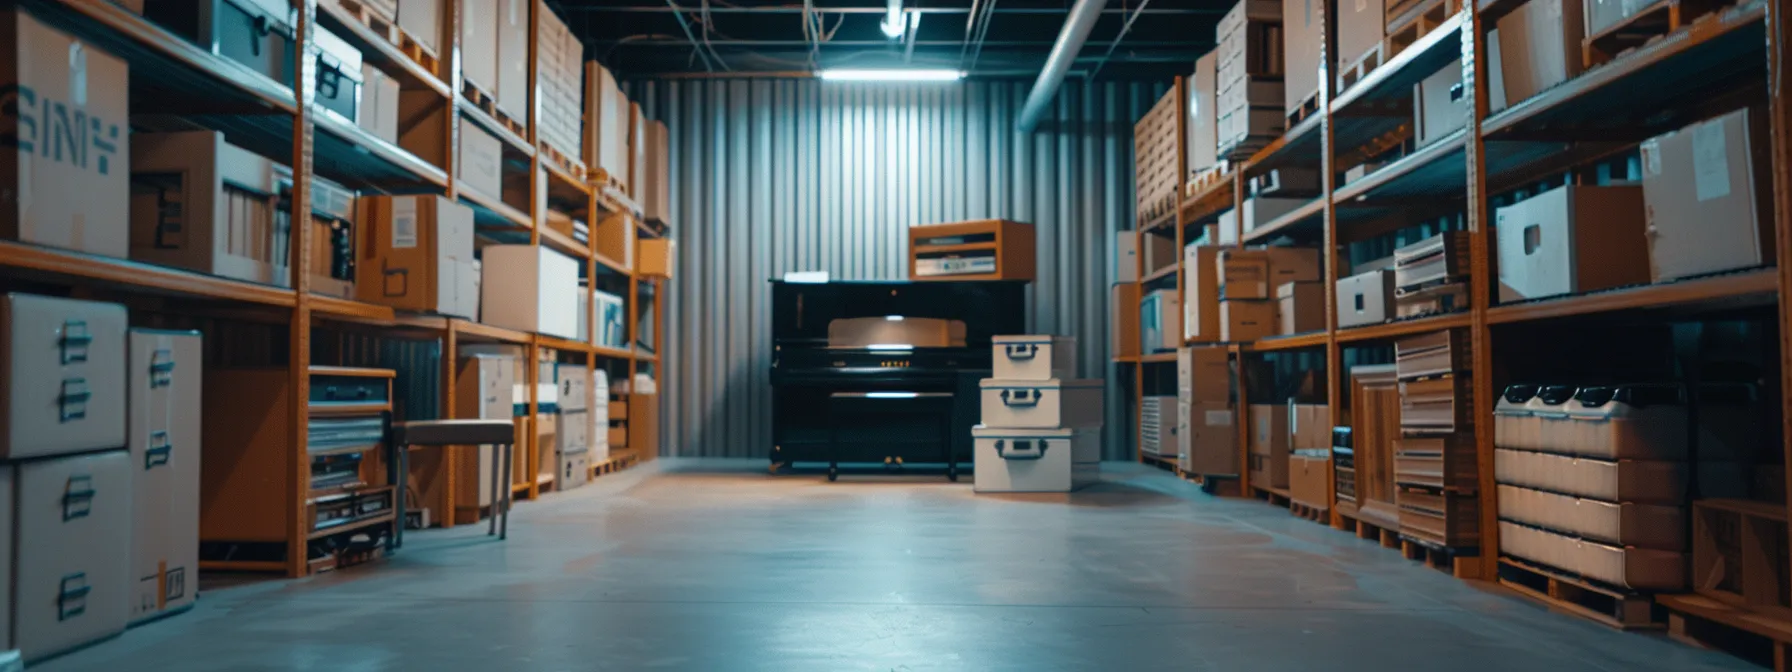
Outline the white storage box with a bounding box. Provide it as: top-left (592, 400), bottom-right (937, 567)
top-left (1140, 395), bottom-right (1176, 457)
top-left (1494, 449), bottom-right (1685, 505)
top-left (0, 294), bottom-right (128, 460)
top-left (972, 426), bottom-right (1099, 493)
top-left (1548, 385), bottom-right (1689, 461)
top-left (480, 245), bottom-right (581, 338)
top-left (1494, 184), bottom-right (1648, 302)
top-left (16, 450), bottom-right (132, 661)
top-left (1498, 520), bottom-right (1684, 591)
top-left (979, 378), bottom-right (1104, 429)
top-left (127, 329), bottom-right (201, 624)
top-left (1492, 384), bottom-right (1575, 452)
top-left (1640, 108), bottom-right (1774, 281)
top-left (1141, 289), bottom-right (1180, 354)
top-left (1496, 484), bottom-right (1684, 550)
top-left (993, 335), bottom-right (1076, 381)
top-left (1336, 269), bottom-right (1395, 328)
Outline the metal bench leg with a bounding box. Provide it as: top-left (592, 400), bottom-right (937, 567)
top-left (499, 442), bottom-right (513, 540)
top-left (488, 443), bottom-right (501, 537)
top-left (395, 443), bottom-right (409, 549)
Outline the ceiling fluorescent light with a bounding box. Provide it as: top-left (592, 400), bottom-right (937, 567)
top-left (881, 0), bottom-right (905, 37)
top-left (818, 69), bottom-right (964, 82)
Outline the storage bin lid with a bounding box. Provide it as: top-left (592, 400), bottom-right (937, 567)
top-left (992, 335), bottom-right (1075, 345)
top-left (978, 378), bottom-right (1103, 390)
top-left (971, 425), bottom-right (1089, 439)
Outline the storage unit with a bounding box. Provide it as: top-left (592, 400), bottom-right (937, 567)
top-left (1277, 281), bottom-right (1325, 334)
top-left (127, 329), bottom-right (202, 624)
top-left (972, 427), bottom-right (1101, 493)
top-left (1141, 289), bottom-right (1181, 353)
top-left (354, 195), bottom-right (479, 318)
top-left (993, 336), bottom-right (1077, 381)
top-left (16, 451), bottom-right (133, 661)
top-left (130, 131), bottom-right (286, 286)
top-left (0, 294), bottom-right (129, 460)
top-left (1, 10), bottom-right (131, 258)
top-left (1336, 269), bottom-right (1395, 328)
top-left (1495, 0), bottom-right (1585, 106)
top-left (480, 245), bottom-right (581, 338)
top-left (1140, 395), bottom-right (1178, 458)
top-left (1495, 184), bottom-right (1649, 302)
top-left (979, 379), bottom-right (1104, 429)
top-left (1639, 108), bottom-right (1774, 281)
top-left (909, 220), bottom-right (1036, 281)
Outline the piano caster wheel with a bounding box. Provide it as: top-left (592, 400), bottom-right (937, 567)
top-left (827, 466), bottom-right (838, 482)
top-left (769, 462), bottom-right (786, 474)
top-left (947, 467), bottom-right (958, 482)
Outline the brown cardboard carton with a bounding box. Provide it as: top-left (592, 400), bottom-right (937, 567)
top-left (397, 0), bottom-right (442, 53)
top-left (1183, 244), bottom-right (1223, 342)
top-left (1289, 453), bottom-right (1331, 510)
top-left (1142, 231), bottom-right (1179, 276)
top-left (1337, 0), bottom-right (1384, 69)
top-left (355, 195), bottom-right (478, 317)
top-left (0, 10), bottom-right (130, 258)
top-left (1496, 0), bottom-right (1584, 106)
top-left (1248, 403), bottom-right (1290, 488)
top-left (1288, 403), bottom-right (1329, 451)
top-left (1336, 269), bottom-right (1395, 328)
top-left (495, 0), bottom-right (530, 120)
top-left (1220, 299), bottom-right (1276, 343)
top-left (1495, 184), bottom-right (1648, 301)
top-left (1264, 246), bottom-right (1322, 289)
top-left (1277, 281), bottom-right (1326, 335)
top-left (1185, 402), bottom-right (1239, 476)
top-left (1496, 484), bottom-right (1685, 550)
top-left (1178, 345), bottom-right (1231, 404)
top-left (1640, 108), bottom-right (1774, 281)
top-left (360, 63), bottom-right (401, 145)
top-left (461, 0), bottom-right (499, 91)
top-left (1113, 283), bottom-right (1141, 358)
top-left (585, 61), bottom-right (631, 188)
top-left (638, 238), bottom-right (675, 279)
top-left (1498, 521), bottom-right (1684, 590)
top-left (1283, 0), bottom-right (1325, 115)
top-left (129, 131), bottom-right (285, 285)
top-left (1219, 249), bottom-right (1272, 299)
top-left (457, 118), bottom-right (504, 199)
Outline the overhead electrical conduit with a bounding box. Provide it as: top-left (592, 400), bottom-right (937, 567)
top-left (1016, 0), bottom-right (1104, 132)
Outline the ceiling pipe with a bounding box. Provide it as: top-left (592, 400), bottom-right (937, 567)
top-left (1016, 0), bottom-right (1103, 132)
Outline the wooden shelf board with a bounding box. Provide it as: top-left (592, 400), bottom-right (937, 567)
top-left (1241, 196), bottom-right (1326, 245)
top-left (1335, 311), bottom-right (1473, 344)
top-left (313, 109), bottom-right (450, 192)
top-left (0, 241), bottom-right (298, 308)
top-left (452, 320), bottom-right (533, 344)
top-left (456, 97), bottom-right (534, 158)
top-left (310, 364), bottom-right (398, 378)
top-left (914, 242), bottom-right (998, 255)
top-left (1141, 263), bottom-right (1179, 285)
top-left (594, 252), bottom-right (631, 276)
top-left (1140, 209), bottom-right (1176, 234)
top-left (541, 156), bottom-right (592, 198)
top-left (317, 0), bottom-right (450, 98)
top-left (1246, 331), bottom-right (1329, 352)
top-left (594, 343), bottom-right (634, 360)
top-left (1140, 352), bottom-right (1178, 363)
top-left (1486, 269), bottom-right (1778, 325)
top-left (512, 482), bottom-right (531, 494)
top-left (538, 335), bottom-right (595, 355)
top-left (1180, 174), bottom-right (1236, 225)
top-left (538, 226), bottom-right (589, 260)
top-left (311, 296), bottom-right (396, 323)
top-left (1112, 355), bottom-right (1141, 364)
top-left (1244, 109), bottom-right (1324, 172)
top-left (1656, 593), bottom-right (1792, 643)
top-left (459, 183), bottom-right (534, 231)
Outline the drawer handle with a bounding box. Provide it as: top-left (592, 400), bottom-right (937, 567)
top-left (63, 474), bottom-right (95, 521)
top-left (323, 385), bottom-right (374, 401)
top-left (999, 389), bottom-right (1040, 407)
top-left (316, 57), bottom-right (344, 100)
top-left (149, 348), bottom-right (176, 387)
top-left (1004, 343), bottom-right (1038, 360)
top-left (59, 573), bottom-right (90, 621)
top-left (60, 378), bottom-right (91, 422)
top-left (995, 439), bottom-right (1048, 460)
top-left (61, 320), bottom-right (92, 364)
top-left (146, 431), bottom-right (173, 469)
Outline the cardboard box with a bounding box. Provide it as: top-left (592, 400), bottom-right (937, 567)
top-left (17, 451), bottom-right (133, 660)
top-left (1141, 289), bottom-right (1181, 354)
top-left (130, 131), bottom-right (287, 285)
top-left (127, 329), bottom-right (201, 624)
top-left (1265, 246), bottom-right (1323, 289)
top-left (1142, 232), bottom-right (1179, 276)
top-left (1277, 281), bottom-right (1326, 334)
top-left (1221, 299), bottom-right (1276, 343)
top-left (1241, 196), bottom-right (1306, 233)
top-left (585, 61), bottom-right (631, 187)
top-left (458, 118), bottom-right (504, 199)
top-left (1117, 232), bottom-right (1139, 281)
top-left (355, 195), bottom-right (478, 317)
top-left (1283, 0), bottom-right (1325, 115)
top-left (1640, 108), bottom-right (1774, 281)
top-left (1495, 184), bottom-right (1648, 301)
top-left (1289, 453), bottom-right (1331, 510)
top-left (1496, 0), bottom-right (1584, 106)
top-left (0, 10), bottom-right (130, 258)
top-left (1188, 52), bottom-right (1218, 178)
top-left (360, 63), bottom-right (401, 144)
top-left (1289, 403), bottom-right (1330, 451)
top-left (1113, 283), bottom-right (1141, 357)
top-left (644, 119), bottom-right (671, 223)
top-left (481, 245), bottom-right (580, 338)
top-left (1248, 403), bottom-right (1290, 488)
top-left (1337, 268), bottom-right (1395, 328)
top-left (1415, 59), bottom-right (1467, 148)
top-left (1183, 244), bottom-right (1222, 341)
top-left (1184, 402), bottom-right (1239, 476)
top-left (397, 0), bottom-right (442, 53)
top-left (1337, 0), bottom-right (1384, 69)
top-left (1219, 249), bottom-right (1272, 299)
top-left (460, 0), bottom-right (498, 91)
top-left (1251, 168), bottom-right (1322, 196)
top-left (1179, 345), bottom-right (1231, 403)
top-left (1497, 484), bottom-right (1685, 549)
top-left (630, 103), bottom-right (649, 199)
top-left (495, 0), bottom-right (529, 120)
top-left (1499, 521), bottom-right (1684, 590)
top-left (638, 238), bottom-right (675, 279)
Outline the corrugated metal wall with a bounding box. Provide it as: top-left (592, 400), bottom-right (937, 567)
top-left (629, 78), bottom-right (1168, 460)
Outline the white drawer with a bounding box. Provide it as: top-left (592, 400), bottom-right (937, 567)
top-left (2, 294), bottom-right (129, 459)
top-left (16, 451), bottom-right (132, 662)
top-left (972, 426), bottom-right (1099, 493)
top-left (979, 379), bottom-right (1103, 429)
top-left (127, 329), bottom-right (202, 623)
top-left (992, 336), bottom-right (1077, 381)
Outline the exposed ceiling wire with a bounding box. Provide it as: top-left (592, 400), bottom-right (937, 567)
top-left (699, 0), bottom-right (733, 70)
top-left (1086, 0), bottom-right (1151, 81)
top-left (960, 0), bottom-right (998, 75)
top-left (663, 0), bottom-right (715, 72)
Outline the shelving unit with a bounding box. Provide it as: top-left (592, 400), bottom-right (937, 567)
top-left (0, 0), bottom-right (668, 577)
top-left (1122, 0), bottom-right (1792, 650)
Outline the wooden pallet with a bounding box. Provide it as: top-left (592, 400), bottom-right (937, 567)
top-left (1286, 92), bottom-right (1320, 128)
top-left (1403, 535), bottom-right (1480, 577)
top-left (1289, 500), bottom-right (1329, 524)
top-left (1184, 166), bottom-right (1228, 197)
top-left (1252, 484), bottom-right (1292, 508)
top-left (1137, 191), bottom-right (1178, 225)
top-left (336, 0), bottom-right (438, 76)
top-left (1499, 556), bottom-right (1663, 629)
top-left (1584, 0), bottom-right (1725, 68)
top-left (1198, 474), bottom-right (1245, 497)
top-left (461, 80), bottom-right (528, 141)
top-left (1335, 43), bottom-right (1387, 97)
top-left (1658, 593), bottom-right (1792, 670)
top-left (589, 451), bottom-right (639, 478)
top-left (539, 141), bottom-right (588, 183)
top-left (1386, 0), bottom-right (1463, 62)
top-left (1342, 510), bottom-right (1404, 549)
top-left (1139, 451), bottom-right (1180, 474)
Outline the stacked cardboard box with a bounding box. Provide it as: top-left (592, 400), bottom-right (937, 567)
top-left (1178, 346), bottom-right (1236, 476)
top-left (1288, 404), bottom-right (1331, 510)
top-left (355, 195), bottom-right (481, 319)
top-left (1393, 231), bottom-right (1470, 318)
top-left (1187, 52), bottom-right (1219, 185)
top-left (974, 337), bottom-right (1101, 493)
top-left (536, 0), bottom-right (584, 165)
top-left (1217, 0), bottom-right (1286, 158)
top-left (1141, 289), bottom-right (1181, 354)
top-left (1495, 184), bottom-right (1648, 303)
top-left (585, 61), bottom-right (633, 191)
top-left (1282, 0), bottom-right (1323, 120)
top-left (1216, 246), bottom-right (1320, 342)
top-left (1393, 331), bottom-right (1479, 550)
top-left (1134, 88), bottom-right (1182, 223)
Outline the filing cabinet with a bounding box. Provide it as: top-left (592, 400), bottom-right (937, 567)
top-left (0, 294), bottom-right (128, 460)
top-left (127, 329), bottom-right (202, 624)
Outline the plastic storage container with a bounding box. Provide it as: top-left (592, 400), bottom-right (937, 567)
top-left (978, 379), bottom-right (1104, 429)
top-left (992, 335), bottom-right (1076, 381)
top-left (971, 426), bottom-right (1100, 493)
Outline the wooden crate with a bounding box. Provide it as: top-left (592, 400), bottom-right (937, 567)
top-left (1398, 486), bottom-right (1481, 548)
top-left (1351, 364), bottom-right (1402, 530)
top-left (908, 219), bottom-right (1036, 282)
top-left (1399, 374), bottom-right (1474, 435)
top-left (1694, 499), bottom-right (1792, 619)
top-left (1134, 83), bottom-right (1184, 224)
top-left (1394, 329), bottom-right (1471, 381)
top-left (1394, 433), bottom-right (1477, 492)
top-left (629, 393), bottom-right (660, 456)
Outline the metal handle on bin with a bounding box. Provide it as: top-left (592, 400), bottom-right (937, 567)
top-left (150, 348), bottom-right (175, 388)
top-left (61, 320), bottom-right (92, 363)
top-left (146, 431), bottom-right (172, 469)
top-left (63, 474), bottom-right (94, 521)
top-left (59, 573), bottom-right (90, 621)
top-left (999, 389), bottom-right (1040, 407)
top-left (995, 439), bottom-right (1047, 460)
top-left (1004, 343), bottom-right (1038, 360)
top-left (60, 378), bottom-right (91, 422)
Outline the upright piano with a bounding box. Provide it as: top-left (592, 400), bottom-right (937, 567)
top-left (769, 280), bottom-right (1028, 480)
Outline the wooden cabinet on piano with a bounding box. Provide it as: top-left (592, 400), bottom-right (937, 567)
top-left (201, 366), bottom-right (395, 574)
top-left (768, 280), bottom-right (1027, 470)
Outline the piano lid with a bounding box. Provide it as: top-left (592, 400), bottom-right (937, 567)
top-left (771, 280), bottom-right (1027, 346)
top-left (827, 316), bottom-right (966, 349)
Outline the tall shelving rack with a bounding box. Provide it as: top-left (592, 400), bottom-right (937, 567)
top-left (1122, 0), bottom-right (1792, 646)
top-left (0, 0), bottom-right (666, 577)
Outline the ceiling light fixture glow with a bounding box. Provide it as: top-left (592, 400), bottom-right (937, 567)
top-left (881, 0), bottom-right (905, 38)
top-left (818, 69), bottom-right (964, 82)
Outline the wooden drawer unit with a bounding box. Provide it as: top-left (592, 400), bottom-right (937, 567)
top-left (1399, 375), bottom-right (1474, 434)
top-left (1392, 231), bottom-right (1470, 291)
top-left (1394, 330), bottom-right (1471, 381)
top-left (1398, 487), bottom-right (1481, 548)
top-left (909, 220), bottom-right (1036, 282)
top-left (1394, 435), bottom-right (1477, 492)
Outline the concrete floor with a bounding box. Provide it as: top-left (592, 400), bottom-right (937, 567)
top-left (42, 459), bottom-right (1758, 671)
